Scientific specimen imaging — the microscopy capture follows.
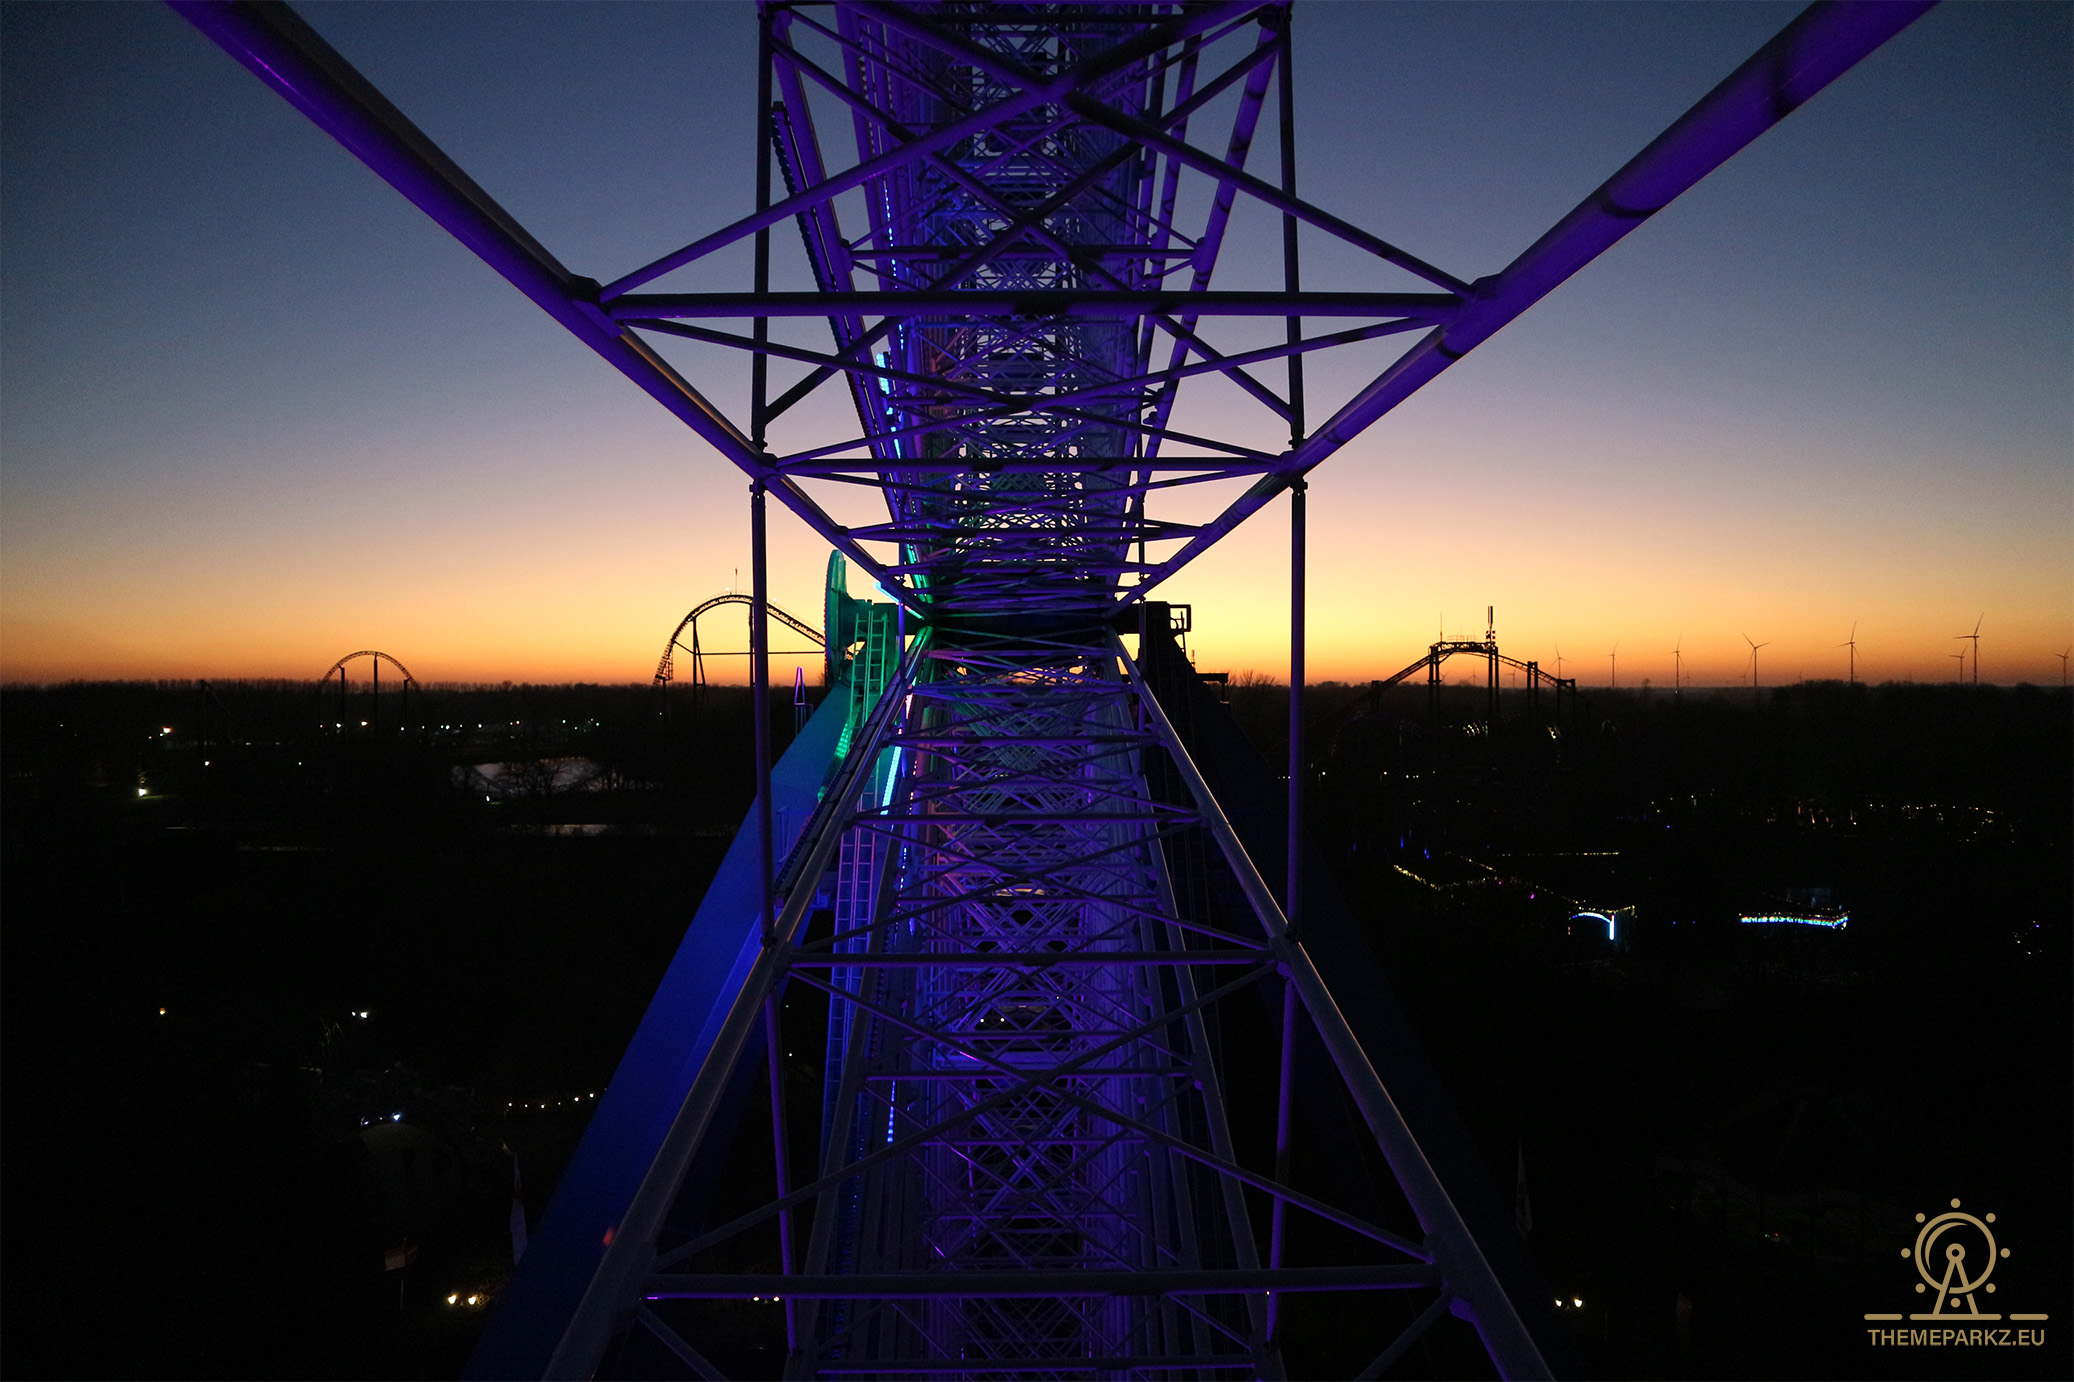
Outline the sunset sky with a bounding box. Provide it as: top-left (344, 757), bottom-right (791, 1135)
top-left (3, 1), bottom-right (2067, 687)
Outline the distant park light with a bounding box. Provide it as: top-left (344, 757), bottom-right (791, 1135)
top-left (1573, 911), bottom-right (1617, 942)
top-left (1739, 913), bottom-right (1848, 929)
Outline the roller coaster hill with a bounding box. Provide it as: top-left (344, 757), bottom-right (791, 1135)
top-left (1329, 608), bottom-right (1580, 743)
top-left (172, 2), bottom-right (1937, 1378)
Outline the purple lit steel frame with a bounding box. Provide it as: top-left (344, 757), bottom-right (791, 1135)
top-left (170, 0), bottom-right (1931, 624)
top-left (606, 624), bottom-right (1499, 1380)
top-left (168, 3), bottom-right (1936, 1377)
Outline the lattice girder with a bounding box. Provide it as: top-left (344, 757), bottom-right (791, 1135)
top-left (167, 4), bottom-right (1940, 1376)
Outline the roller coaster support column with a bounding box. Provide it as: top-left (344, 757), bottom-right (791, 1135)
top-left (690, 622), bottom-right (703, 713)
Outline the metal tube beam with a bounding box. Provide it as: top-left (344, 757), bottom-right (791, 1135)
top-left (611, 290), bottom-right (1453, 319)
top-left (1114, 636), bottom-right (1552, 1381)
top-left (1265, 976), bottom-right (1298, 1338)
top-left (537, 640), bottom-right (920, 1379)
top-left (1287, 477), bottom-right (1305, 936)
top-left (646, 1264), bottom-right (1443, 1300)
top-left (1124, 0), bottom-right (1938, 605)
top-left (753, 482), bottom-right (775, 945)
top-left (600, 0), bottom-right (1261, 295)
top-left (785, 951), bottom-right (1270, 968)
top-left (658, 953), bottom-right (1289, 1270)
top-left (809, 1359), bottom-right (1256, 1376)
top-left (166, 0), bottom-right (913, 606)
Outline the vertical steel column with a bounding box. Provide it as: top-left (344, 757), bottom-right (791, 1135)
top-left (1277, 413), bottom-right (1308, 1347)
top-left (1277, 13), bottom-right (1305, 448)
top-left (750, 41), bottom-right (797, 1286)
top-left (1265, 976), bottom-right (1298, 1338)
top-left (751, 6), bottom-right (774, 445)
top-left (753, 480), bottom-right (774, 945)
top-left (762, 993), bottom-right (799, 1348)
top-left (1274, 38), bottom-right (1307, 1299)
top-left (1280, 2), bottom-right (1307, 955)
top-left (1288, 476), bottom-right (1305, 937)
top-left (749, 48), bottom-right (794, 1303)
top-left (751, 1), bottom-right (776, 951)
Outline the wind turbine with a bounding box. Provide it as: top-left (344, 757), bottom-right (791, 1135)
top-left (1608, 640), bottom-right (1619, 689)
top-left (1743, 633), bottom-right (1771, 690)
top-left (1553, 643), bottom-right (1567, 682)
top-left (2057, 646), bottom-right (2070, 687)
top-left (1670, 635), bottom-right (1684, 697)
top-left (1950, 650), bottom-right (1967, 684)
top-left (1834, 621), bottom-right (1858, 685)
top-left (1956, 614), bottom-right (1982, 686)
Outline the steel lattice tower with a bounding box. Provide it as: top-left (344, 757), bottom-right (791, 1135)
top-left (173, 3), bottom-right (1933, 1377)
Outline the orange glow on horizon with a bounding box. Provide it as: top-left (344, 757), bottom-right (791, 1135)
top-left (4, 501), bottom-right (2066, 689)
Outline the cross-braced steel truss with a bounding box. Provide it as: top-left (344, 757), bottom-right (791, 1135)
top-left (794, 633), bottom-right (1276, 1374)
top-left (610, 626), bottom-right (1508, 1381)
top-left (169, 2), bottom-right (1936, 1377)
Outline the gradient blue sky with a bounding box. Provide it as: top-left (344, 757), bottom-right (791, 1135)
top-left (3, 1), bottom-right (2067, 686)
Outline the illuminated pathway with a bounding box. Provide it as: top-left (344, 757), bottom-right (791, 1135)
top-left (172, 3), bottom-right (1933, 1376)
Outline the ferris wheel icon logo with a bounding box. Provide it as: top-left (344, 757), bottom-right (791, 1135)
top-left (1903, 1200), bottom-right (2009, 1319)
top-left (1863, 1199), bottom-right (2054, 1334)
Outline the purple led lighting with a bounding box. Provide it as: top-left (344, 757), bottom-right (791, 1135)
top-left (167, 3), bottom-right (1936, 1377)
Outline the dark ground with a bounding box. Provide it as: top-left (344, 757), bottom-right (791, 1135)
top-left (1275, 676), bottom-right (2073, 1381)
top-left (2, 674), bottom-right (2067, 1379)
